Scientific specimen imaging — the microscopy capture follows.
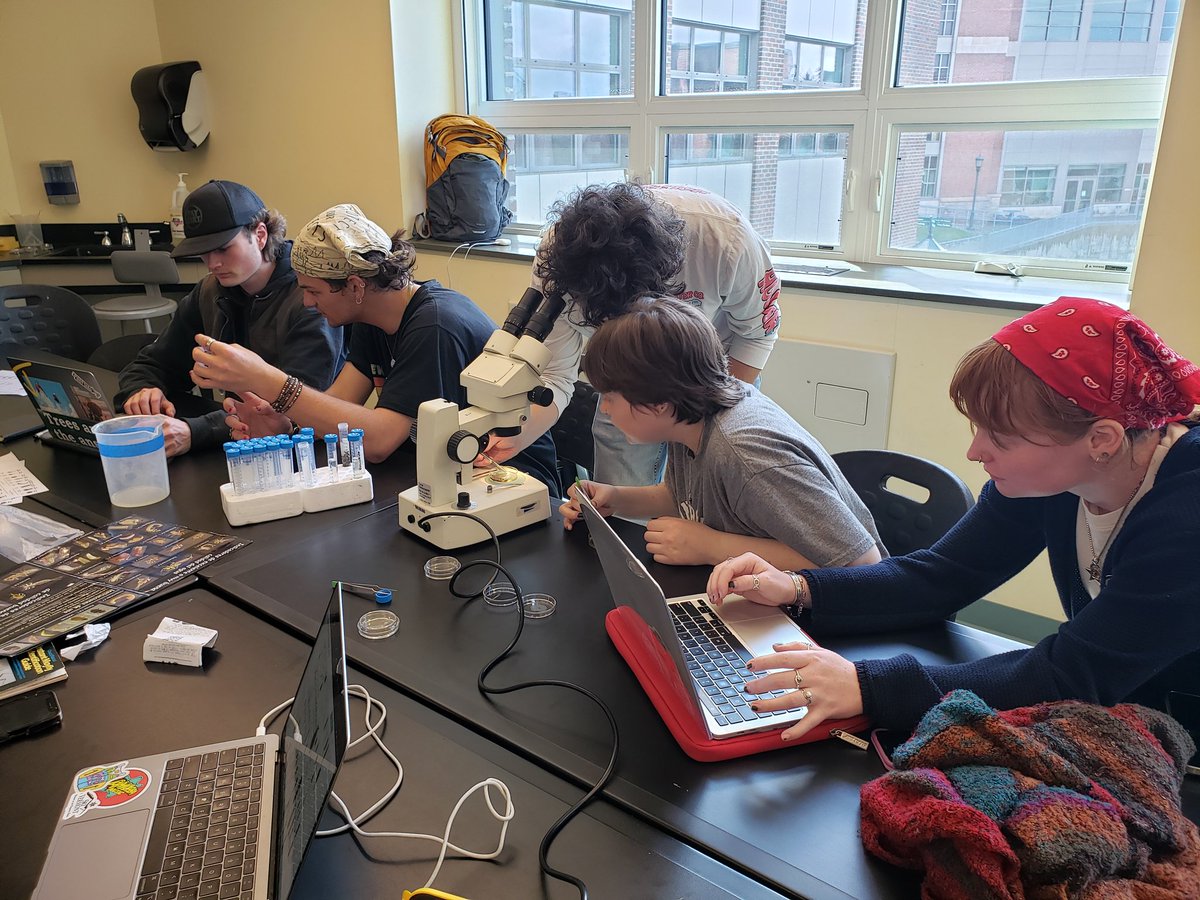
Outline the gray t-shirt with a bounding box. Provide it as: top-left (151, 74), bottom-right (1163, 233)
top-left (664, 386), bottom-right (883, 567)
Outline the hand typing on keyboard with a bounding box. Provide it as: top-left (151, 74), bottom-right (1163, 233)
top-left (742, 643), bottom-right (864, 743)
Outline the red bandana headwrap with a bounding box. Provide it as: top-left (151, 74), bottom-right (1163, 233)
top-left (992, 297), bottom-right (1200, 429)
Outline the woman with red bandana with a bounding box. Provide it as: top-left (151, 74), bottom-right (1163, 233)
top-left (707, 297), bottom-right (1200, 741)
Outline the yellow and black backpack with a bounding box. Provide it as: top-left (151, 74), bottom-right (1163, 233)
top-left (418, 114), bottom-right (512, 243)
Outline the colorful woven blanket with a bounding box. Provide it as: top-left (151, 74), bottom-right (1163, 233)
top-left (860, 690), bottom-right (1199, 899)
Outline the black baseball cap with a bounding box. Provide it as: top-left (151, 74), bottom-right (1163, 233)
top-left (172, 179), bottom-right (267, 257)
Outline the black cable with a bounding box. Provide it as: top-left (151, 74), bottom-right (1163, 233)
top-left (415, 510), bottom-right (618, 900)
top-left (414, 509), bottom-right (500, 598)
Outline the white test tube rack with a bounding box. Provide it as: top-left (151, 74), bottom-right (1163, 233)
top-left (219, 467), bottom-right (374, 526)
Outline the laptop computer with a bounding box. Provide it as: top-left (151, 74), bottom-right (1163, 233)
top-left (8, 355), bottom-right (118, 453)
top-left (579, 491), bottom-right (814, 739)
top-left (32, 586), bottom-right (350, 900)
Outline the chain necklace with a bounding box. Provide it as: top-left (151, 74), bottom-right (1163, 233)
top-left (1082, 476), bottom-right (1145, 582)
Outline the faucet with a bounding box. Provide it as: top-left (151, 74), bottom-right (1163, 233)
top-left (94, 230), bottom-right (112, 247)
top-left (117, 213), bottom-right (132, 248)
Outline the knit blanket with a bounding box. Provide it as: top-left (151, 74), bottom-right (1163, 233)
top-left (860, 690), bottom-right (1199, 899)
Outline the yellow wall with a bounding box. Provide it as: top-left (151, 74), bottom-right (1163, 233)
top-left (151, 0), bottom-right (404, 229)
top-left (0, 0), bottom-right (163, 222)
top-left (0, 0), bottom-right (408, 230)
top-left (1129, 0), bottom-right (1200, 362)
top-left (0, 104), bottom-right (19, 219)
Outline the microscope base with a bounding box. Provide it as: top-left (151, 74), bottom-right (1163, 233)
top-left (397, 479), bottom-right (551, 549)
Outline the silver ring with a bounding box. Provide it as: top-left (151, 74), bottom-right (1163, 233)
top-left (793, 669), bottom-right (803, 689)
top-left (751, 574), bottom-right (760, 592)
top-left (802, 688), bottom-right (813, 705)
top-left (206, 337), bottom-right (216, 351)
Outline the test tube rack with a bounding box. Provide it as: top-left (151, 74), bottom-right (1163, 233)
top-left (219, 468), bottom-right (374, 526)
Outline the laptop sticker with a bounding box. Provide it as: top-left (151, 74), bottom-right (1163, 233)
top-left (64, 762), bottom-right (152, 820)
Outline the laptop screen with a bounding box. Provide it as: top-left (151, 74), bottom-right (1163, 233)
top-left (273, 587), bottom-right (350, 899)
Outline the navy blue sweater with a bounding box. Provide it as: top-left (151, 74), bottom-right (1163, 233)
top-left (799, 424), bottom-right (1200, 731)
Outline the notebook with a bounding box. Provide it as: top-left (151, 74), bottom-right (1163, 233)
top-left (578, 492), bottom-right (812, 740)
top-left (32, 586), bottom-right (350, 900)
top-left (8, 355), bottom-right (118, 453)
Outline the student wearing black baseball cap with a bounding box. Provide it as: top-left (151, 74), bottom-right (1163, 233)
top-left (116, 180), bottom-right (345, 456)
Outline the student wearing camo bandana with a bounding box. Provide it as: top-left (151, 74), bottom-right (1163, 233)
top-left (707, 297), bottom-right (1200, 742)
top-left (190, 204), bottom-right (559, 491)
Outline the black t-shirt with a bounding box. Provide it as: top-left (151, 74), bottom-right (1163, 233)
top-left (346, 280), bottom-right (560, 494)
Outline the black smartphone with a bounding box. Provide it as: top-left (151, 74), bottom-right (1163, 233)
top-left (869, 728), bottom-right (907, 770)
top-left (1166, 691), bottom-right (1200, 777)
top-left (0, 689), bottom-right (62, 745)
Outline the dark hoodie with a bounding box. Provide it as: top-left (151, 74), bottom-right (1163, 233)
top-left (116, 242), bottom-right (345, 451)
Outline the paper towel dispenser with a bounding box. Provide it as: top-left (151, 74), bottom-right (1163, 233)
top-left (130, 61), bottom-right (209, 151)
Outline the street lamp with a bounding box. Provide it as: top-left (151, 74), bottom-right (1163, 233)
top-left (968, 154), bottom-right (984, 231)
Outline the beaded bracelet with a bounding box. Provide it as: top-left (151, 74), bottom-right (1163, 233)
top-left (271, 376), bottom-right (303, 415)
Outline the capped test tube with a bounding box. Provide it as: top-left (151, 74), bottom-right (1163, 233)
top-left (337, 422), bottom-right (351, 467)
top-left (294, 433), bottom-right (316, 486)
top-left (251, 439), bottom-right (269, 492)
top-left (324, 434), bottom-right (340, 481)
top-left (223, 442), bottom-right (237, 485)
top-left (224, 445), bottom-right (244, 494)
top-left (348, 430), bottom-right (365, 477)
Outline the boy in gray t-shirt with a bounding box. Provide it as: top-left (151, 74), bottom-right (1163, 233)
top-left (560, 296), bottom-right (883, 571)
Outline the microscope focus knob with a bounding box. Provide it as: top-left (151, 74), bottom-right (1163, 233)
top-left (447, 430), bottom-right (481, 464)
top-left (528, 386), bottom-right (554, 407)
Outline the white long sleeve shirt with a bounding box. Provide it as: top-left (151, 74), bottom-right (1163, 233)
top-left (535, 185), bottom-right (780, 416)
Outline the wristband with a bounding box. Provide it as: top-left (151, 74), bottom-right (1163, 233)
top-left (785, 571), bottom-right (811, 609)
top-left (270, 376), bottom-right (303, 415)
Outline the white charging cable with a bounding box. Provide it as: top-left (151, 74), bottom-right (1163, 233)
top-left (445, 238), bottom-right (512, 288)
top-left (257, 684), bottom-right (516, 890)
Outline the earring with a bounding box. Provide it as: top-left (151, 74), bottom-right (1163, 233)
top-left (1093, 451), bottom-right (1111, 464)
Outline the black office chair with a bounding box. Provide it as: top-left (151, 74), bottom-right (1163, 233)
top-left (87, 332), bottom-right (158, 372)
top-left (0, 284), bottom-right (103, 362)
top-left (550, 380), bottom-right (599, 497)
top-left (833, 449), bottom-right (974, 557)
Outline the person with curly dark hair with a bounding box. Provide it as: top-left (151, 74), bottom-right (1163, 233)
top-left (481, 183), bottom-right (780, 489)
top-left (188, 204), bottom-right (559, 488)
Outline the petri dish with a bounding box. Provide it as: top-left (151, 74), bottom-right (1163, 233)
top-left (357, 609), bottom-right (399, 640)
top-left (521, 593), bottom-right (556, 619)
top-left (482, 581), bottom-right (518, 607)
top-left (424, 556), bottom-right (461, 580)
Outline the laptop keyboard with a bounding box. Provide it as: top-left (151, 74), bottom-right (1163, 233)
top-left (136, 742), bottom-right (268, 900)
top-left (671, 599), bottom-right (795, 727)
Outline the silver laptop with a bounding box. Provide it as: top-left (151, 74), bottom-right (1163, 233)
top-left (578, 493), bottom-right (813, 739)
top-left (33, 587), bottom-right (351, 900)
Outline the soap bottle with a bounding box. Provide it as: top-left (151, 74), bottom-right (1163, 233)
top-left (169, 173), bottom-right (189, 245)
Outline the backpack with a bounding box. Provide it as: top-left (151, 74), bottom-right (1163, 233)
top-left (419, 114), bottom-right (513, 243)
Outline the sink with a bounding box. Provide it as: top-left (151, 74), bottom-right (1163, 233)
top-left (47, 245), bottom-right (115, 258)
top-left (46, 243), bottom-right (175, 259)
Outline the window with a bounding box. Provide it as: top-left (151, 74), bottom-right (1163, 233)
top-left (462, 1), bottom-right (1178, 276)
top-left (1020, 0), bottom-right (1084, 43)
top-left (921, 155), bottom-right (940, 198)
top-left (939, 0), bottom-right (959, 36)
top-left (1161, 0), bottom-right (1180, 40)
top-left (483, 0), bottom-right (633, 99)
top-left (1089, 0), bottom-right (1153, 42)
top-left (933, 52), bottom-right (951, 83)
top-left (1000, 165), bottom-right (1058, 207)
top-left (668, 22), bottom-right (752, 92)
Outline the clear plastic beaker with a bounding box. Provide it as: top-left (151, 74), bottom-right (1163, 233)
top-left (12, 214), bottom-right (44, 250)
top-left (92, 416), bottom-right (171, 507)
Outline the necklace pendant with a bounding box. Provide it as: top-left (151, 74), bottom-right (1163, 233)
top-left (1087, 557), bottom-right (1103, 582)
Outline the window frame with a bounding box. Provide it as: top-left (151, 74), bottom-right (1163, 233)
top-left (457, 0), bottom-right (1172, 281)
